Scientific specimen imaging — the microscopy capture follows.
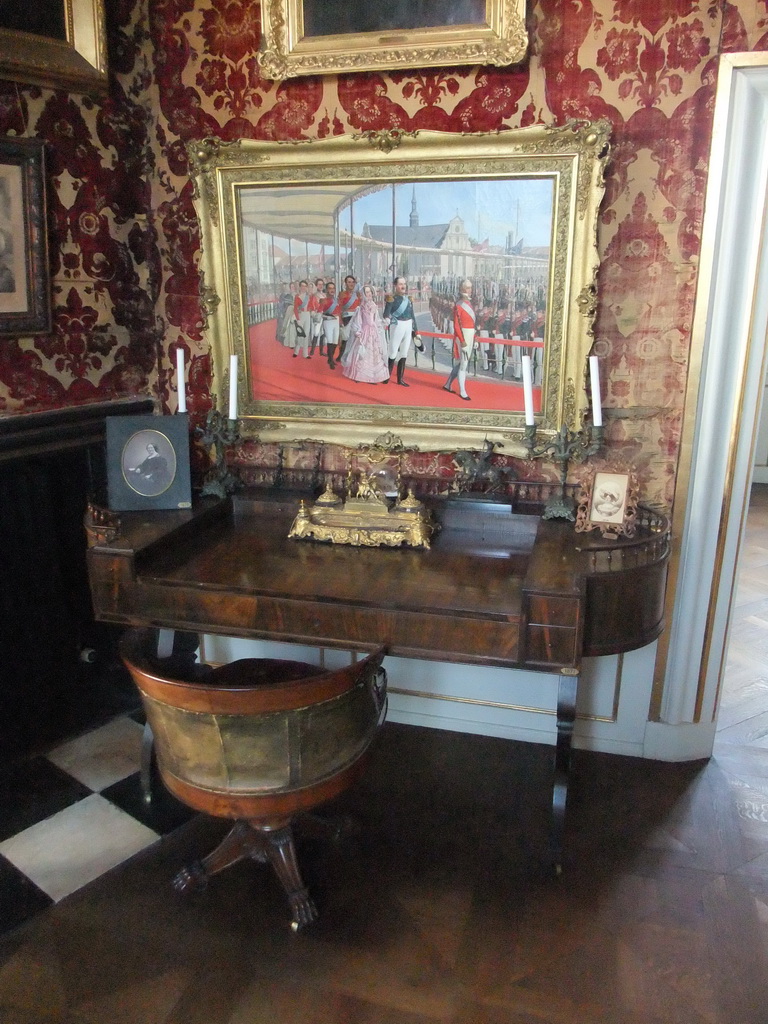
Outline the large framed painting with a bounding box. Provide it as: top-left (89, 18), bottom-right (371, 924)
top-left (189, 122), bottom-right (610, 452)
top-left (259, 0), bottom-right (527, 79)
top-left (0, 0), bottom-right (107, 93)
top-left (0, 136), bottom-right (51, 337)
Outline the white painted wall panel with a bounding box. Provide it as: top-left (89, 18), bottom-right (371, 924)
top-left (200, 635), bottom-right (656, 758)
top-left (752, 360), bottom-right (768, 482)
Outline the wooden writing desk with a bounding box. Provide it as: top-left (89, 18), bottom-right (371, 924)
top-left (87, 493), bottom-right (670, 868)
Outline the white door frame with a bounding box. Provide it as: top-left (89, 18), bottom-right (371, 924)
top-left (649, 52), bottom-right (768, 760)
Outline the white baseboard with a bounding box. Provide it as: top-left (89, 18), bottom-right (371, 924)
top-left (201, 635), bottom-right (668, 761)
top-left (386, 701), bottom-right (648, 757)
top-left (642, 719), bottom-right (716, 761)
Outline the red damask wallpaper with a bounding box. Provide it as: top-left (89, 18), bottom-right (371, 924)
top-left (1, 0), bottom-right (767, 506)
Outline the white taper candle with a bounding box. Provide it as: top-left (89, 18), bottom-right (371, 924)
top-left (176, 348), bottom-right (186, 413)
top-left (228, 354), bottom-right (238, 420)
top-left (521, 354), bottom-right (535, 426)
top-left (589, 355), bottom-right (603, 427)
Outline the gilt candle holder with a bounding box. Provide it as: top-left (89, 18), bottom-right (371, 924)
top-left (523, 422), bottom-right (604, 520)
top-left (196, 409), bottom-right (241, 498)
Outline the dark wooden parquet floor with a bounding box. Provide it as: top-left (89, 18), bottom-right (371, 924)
top-left (1, 492), bottom-right (768, 1024)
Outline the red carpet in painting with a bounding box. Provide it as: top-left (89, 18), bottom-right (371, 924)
top-left (249, 320), bottom-right (540, 413)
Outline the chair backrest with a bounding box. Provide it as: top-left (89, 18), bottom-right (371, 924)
top-left (120, 629), bottom-right (387, 814)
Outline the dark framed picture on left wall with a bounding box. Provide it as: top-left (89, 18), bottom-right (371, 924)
top-left (106, 415), bottom-right (192, 512)
top-left (0, 0), bottom-right (108, 93)
top-left (0, 136), bottom-right (51, 337)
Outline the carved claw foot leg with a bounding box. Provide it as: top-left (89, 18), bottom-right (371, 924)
top-left (173, 860), bottom-right (208, 893)
top-left (173, 820), bottom-right (253, 893)
top-left (172, 818), bottom-right (319, 931)
top-left (288, 888), bottom-right (319, 933)
top-left (256, 822), bottom-right (319, 932)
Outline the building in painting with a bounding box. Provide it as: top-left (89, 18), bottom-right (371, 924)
top-left (358, 191), bottom-right (548, 292)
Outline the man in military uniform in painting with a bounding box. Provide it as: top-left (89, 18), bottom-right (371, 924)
top-left (475, 298), bottom-right (495, 373)
top-left (382, 276), bottom-right (422, 387)
top-left (308, 277), bottom-right (326, 356)
top-left (321, 281), bottom-right (342, 368)
top-left (442, 278), bottom-right (475, 401)
top-left (338, 274), bottom-right (361, 363)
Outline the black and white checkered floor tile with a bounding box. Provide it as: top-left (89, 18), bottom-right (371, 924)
top-left (0, 715), bottom-right (193, 936)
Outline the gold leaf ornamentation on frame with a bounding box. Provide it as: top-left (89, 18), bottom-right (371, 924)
top-left (259, 0), bottom-right (527, 80)
top-left (0, 0), bottom-right (107, 93)
top-left (188, 121), bottom-right (610, 455)
top-left (575, 461), bottom-right (640, 539)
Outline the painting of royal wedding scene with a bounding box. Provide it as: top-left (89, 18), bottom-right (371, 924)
top-left (241, 177), bottom-right (553, 411)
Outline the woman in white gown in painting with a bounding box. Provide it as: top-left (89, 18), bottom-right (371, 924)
top-left (341, 284), bottom-right (389, 384)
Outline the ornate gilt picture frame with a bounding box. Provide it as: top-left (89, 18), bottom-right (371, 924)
top-left (0, 0), bottom-right (107, 93)
top-left (189, 122), bottom-right (610, 453)
top-left (259, 0), bottom-right (527, 79)
top-left (575, 461), bottom-right (639, 539)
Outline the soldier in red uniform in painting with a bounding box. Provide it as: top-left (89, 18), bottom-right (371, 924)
top-left (321, 281), bottom-right (342, 368)
top-left (476, 299), bottom-right (495, 372)
top-left (337, 274), bottom-right (361, 362)
top-left (487, 302), bottom-right (505, 376)
top-left (442, 279), bottom-right (476, 401)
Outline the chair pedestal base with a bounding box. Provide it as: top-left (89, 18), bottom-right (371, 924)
top-left (172, 819), bottom-right (318, 932)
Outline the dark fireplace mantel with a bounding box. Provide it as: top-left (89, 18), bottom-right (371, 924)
top-left (0, 398), bottom-right (154, 465)
top-left (0, 398), bottom-right (153, 762)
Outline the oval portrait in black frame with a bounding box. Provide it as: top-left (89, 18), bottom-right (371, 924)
top-left (121, 428), bottom-right (177, 498)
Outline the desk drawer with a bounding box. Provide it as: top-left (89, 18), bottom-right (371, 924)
top-left (98, 580), bottom-right (523, 667)
top-left (524, 624), bottom-right (579, 667)
top-left (527, 596), bottom-right (580, 628)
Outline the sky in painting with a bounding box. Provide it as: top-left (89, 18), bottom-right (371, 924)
top-left (337, 178), bottom-right (555, 249)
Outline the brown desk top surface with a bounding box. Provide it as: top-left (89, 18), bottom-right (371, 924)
top-left (141, 499), bottom-right (537, 621)
top-left (88, 494), bottom-right (668, 668)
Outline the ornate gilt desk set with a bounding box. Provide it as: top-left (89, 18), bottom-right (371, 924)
top-left (286, 409), bottom-right (605, 550)
top-left (289, 479), bottom-right (434, 550)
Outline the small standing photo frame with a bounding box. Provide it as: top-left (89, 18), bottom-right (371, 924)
top-left (106, 415), bottom-right (192, 512)
top-left (575, 461), bottom-right (639, 539)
